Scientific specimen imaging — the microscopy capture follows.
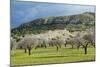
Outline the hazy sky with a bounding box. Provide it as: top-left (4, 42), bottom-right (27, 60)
top-left (11, 0), bottom-right (95, 28)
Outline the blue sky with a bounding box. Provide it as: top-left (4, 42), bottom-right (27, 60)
top-left (11, 0), bottom-right (95, 28)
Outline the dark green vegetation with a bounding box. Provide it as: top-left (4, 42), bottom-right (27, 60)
top-left (11, 47), bottom-right (95, 66)
top-left (11, 12), bottom-right (95, 38)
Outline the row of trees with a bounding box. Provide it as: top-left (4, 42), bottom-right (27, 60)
top-left (11, 28), bottom-right (95, 55)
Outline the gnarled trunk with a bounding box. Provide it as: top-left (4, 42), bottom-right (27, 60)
top-left (83, 43), bottom-right (88, 54)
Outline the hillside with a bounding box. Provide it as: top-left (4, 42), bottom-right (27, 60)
top-left (11, 12), bottom-right (95, 37)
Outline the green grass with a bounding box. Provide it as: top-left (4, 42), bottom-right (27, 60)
top-left (11, 47), bottom-right (95, 66)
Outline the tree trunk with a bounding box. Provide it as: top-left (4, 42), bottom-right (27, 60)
top-left (24, 48), bottom-right (27, 53)
top-left (44, 45), bottom-right (47, 48)
top-left (71, 44), bottom-right (74, 49)
top-left (56, 46), bottom-right (59, 51)
top-left (92, 43), bottom-right (95, 48)
top-left (77, 45), bottom-right (80, 50)
top-left (65, 43), bottom-right (67, 47)
top-left (58, 44), bottom-right (61, 48)
top-left (84, 47), bottom-right (87, 54)
top-left (28, 48), bottom-right (31, 55)
top-left (84, 43), bottom-right (88, 54)
top-left (65, 44), bottom-right (66, 47)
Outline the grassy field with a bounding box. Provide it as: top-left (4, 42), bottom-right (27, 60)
top-left (11, 47), bottom-right (95, 66)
